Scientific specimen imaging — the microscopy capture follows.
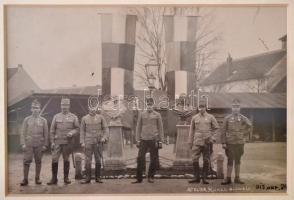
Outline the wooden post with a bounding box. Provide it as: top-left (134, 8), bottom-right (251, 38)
top-left (250, 112), bottom-right (254, 142)
top-left (16, 108), bottom-right (21, 151)
top-left (16, 108), bottom-right (20, 134)
top-left (272, 111), bottom-right (276, 142)
top-left (146, 153), bottom-right (150, 177)
top-left (130, 130), bottom-right (134, 148)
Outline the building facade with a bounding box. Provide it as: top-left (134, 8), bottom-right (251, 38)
top-left (201, 35), bottom-right (287, 93)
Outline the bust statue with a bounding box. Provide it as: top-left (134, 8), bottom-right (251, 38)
top-left (172, 93), bottom-right (195, 125)
top-left (102, 96), bottom-right (126, 126)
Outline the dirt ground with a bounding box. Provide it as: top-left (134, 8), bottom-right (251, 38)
top-left (7, 143), bottom-right (286, 194)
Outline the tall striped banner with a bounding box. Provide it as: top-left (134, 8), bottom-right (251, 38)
top-left (101, 14), bottom-right (137, 97)
top-left (163, 15), bottom-right (198, 99)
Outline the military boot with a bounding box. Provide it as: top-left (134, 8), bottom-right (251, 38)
top-left (147, 176), bottom-right (154, 183)
top-left (221, 177), bottom-right (232, 185)
top-left (202, 175), bottom-right (209, 184)
top-left (234, 176), bottom-right (245, 184)
top-left (202, 161), bottom-right (209, 184)
top-left (188, 162), bottom-right (200, 183)
top-left (95, 163), bottom-right (103, 183)
top-left (234, 165), bottom-right (244, 184)
top-left (35, 163), bottom-right (42, 184)
top-left (20, 164), bottom-right (30, 186)
top-left (81, 163), bottom-right (91, 184)
top-left (221, 165), bottom-right (233, 185)
top-left (47, 162), bottom-right (58, 185)
top-left (64, 161), bottom-right (71, 184)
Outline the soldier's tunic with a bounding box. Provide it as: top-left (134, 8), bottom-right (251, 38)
top-left (221, 113), bottom-right (252, 165)
top-left (20, 115), bottom-right (49, 165)
top-left (188, 112), bottom-right (219, 162)
top-left (135, 110), bottom-right (164, 181)
top-left (50, 112), bottom-right (79, 163)
top-left (80, 114), bottom-right (109, 165)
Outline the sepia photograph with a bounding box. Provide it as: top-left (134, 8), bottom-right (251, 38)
top-left (2, 2), bottom-right (290, 197)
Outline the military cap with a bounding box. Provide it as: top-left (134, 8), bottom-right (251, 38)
top-left (145, 96), bottom-right (154, 104)
top-left (232, 98), bottom-right (241, 106)
top-left (198, 96), bottom-right (207, 107)
top-left (61, 97), bottom-right (70, 105)
top-left (31, 99), bottom-right (41, 108)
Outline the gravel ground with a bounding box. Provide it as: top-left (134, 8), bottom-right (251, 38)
top-left (7, 143), bottom-right (286, 194)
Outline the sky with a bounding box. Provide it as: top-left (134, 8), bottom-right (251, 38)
top-left (6, 6), bottom-right (286, 90)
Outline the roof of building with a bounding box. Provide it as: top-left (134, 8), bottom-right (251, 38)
top-left (271, 77), bottom-right (287, 93)
top-left (8, 83), bottom-right (286, 109)
top-left (279, 35), bottom-right (287, 41)
top-left (8, 68), bottom-right (18, 80)
top-left (40, 85), bottom-right (101, 96)
top-left (201, 49), bottom-right (286, 86)
top-left (202, 92), bottom-right (286, 109)
top-left (8, 66), bottom-right (41, 106)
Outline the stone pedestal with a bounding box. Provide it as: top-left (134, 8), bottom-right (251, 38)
top-left (216, 152), bottom-right (224, 179)
top-left (173, 125), bottom-right (192, 170)
top-left (104, 125), bottom-right (126, 170)
top-left (74, 153), bottom-right (83, 179)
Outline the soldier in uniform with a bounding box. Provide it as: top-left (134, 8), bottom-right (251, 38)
top-left (221, 98), bottom-right (252, 185)
top-left (47, 98), bottom-right (79, 185)
top-left (20, 99), bottom-right (49, 186)
top-left (80, 106), bottom-right (109, 184)
top-left (132, 97), bottom-right (164, 184)
top-left (188, 98), bottom-right (219, 184)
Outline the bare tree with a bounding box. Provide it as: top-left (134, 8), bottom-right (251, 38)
top-left (193, 8), bottom-right (222, 91)
top-left (132, 7), bottom-right (222, 91)
top-left (132, 7), bottom-right (167, 90)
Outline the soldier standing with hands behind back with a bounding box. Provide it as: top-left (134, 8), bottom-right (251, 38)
top-left (20, 99), bottom-right (49, 186)
top-left (221, 98), bottom-right (252, 185)
top-left (188, 98), bottom-right (219, 184)
top-left (132, 97), bottom-right (164, 184)
top-left (47, 98), bottom-right (79, 185)
top-left (80, 106), bottom-right (109, 184)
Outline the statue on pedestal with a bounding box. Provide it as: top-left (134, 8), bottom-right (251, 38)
top-left (172, 93), bottom-right (196, 125)
top-left (172, 93), bottom-right (196, 170)
top-left (101, 96), bottom-right (127, 170)
top-left (102, 96), bottom-right (126, 126)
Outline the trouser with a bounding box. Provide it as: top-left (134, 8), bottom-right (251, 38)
top-left (135, 140), bottom-right (157, 181)
top-left (51, 144), bottom-right (72, 180)
top-left (191, 144), bottom-right (210, 178)
top-left (225, 144), bottom-right (244, 178)
top-left (208, 143), bottom-right (216, 174)
top-left (84, 144), bottom-right (102, 180)
top-left (52, 144), bottom-right (72, 163)
top-left (23, 145), bottom-right (43, 180)
top-left (225, 144), bottom-right (244, 166)
top-left (142, 146), bottom-right (160, 172)
top-left (84, 144), bottom-right (102, 165)
top-left (155, 147), bottom-right (160, 170)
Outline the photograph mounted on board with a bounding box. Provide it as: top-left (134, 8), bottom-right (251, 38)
top-left (5, 5), bottom-right (287, 194)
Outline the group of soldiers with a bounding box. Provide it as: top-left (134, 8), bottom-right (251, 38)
top-left (19, 96), bottom-right (252, 186)
top-left (187, 98), bottom-right (252, 185)
top-left (20, 98), bottom-right (108, 186)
